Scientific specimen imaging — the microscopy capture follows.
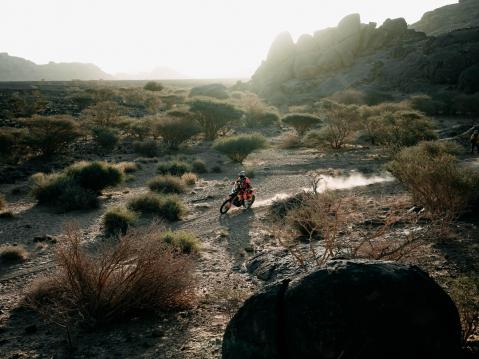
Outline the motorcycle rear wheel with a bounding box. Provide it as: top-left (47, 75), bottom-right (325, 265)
top-left (220, 199), bottom-right (232, 214)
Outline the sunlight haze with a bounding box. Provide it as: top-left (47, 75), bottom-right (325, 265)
top-left (0, 0), bottom-right (457, 78)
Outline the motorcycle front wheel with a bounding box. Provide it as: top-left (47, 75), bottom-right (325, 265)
top-left (220, 199), bottom-right (232, 214)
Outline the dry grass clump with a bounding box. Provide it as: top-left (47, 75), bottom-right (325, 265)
top-left (160, 230), bottom-right (201, 254)
top-left (181, 172), bottom-right (198, 186)
top-left (387, 141), bottom-right (479, 219)
top-left (103, 206), bottom-right (138, 236)
top-left (25, 224), bottom-right (196, 328)
top-left (148, 175), bottom-right (186, 194)
top-left (127, 193), bottom-right (186, 221)
top-left (279, 133), bottom-right (301, 149)
top-left (157, 160), bottom-right (192, 176)
top-left (192, 159), bottom-right (208, 174)
top-left (0, 245), bottom-right (29, 263)
top-left (116, 161), bottom-right (140, 173)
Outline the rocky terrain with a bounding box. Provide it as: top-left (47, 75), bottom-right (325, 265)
top-left (249, 3), bottom-right (479, 104)
top-left (411, 0), bottom-right (479, 36)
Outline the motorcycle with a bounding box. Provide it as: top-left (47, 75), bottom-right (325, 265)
top-left (220, 185), bottom-right (256, 214)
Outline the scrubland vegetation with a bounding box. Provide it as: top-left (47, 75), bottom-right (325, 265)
top-left (1, 79), bottom-right (479, 357)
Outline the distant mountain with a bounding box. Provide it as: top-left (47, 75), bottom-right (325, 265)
top-left (114, 66), bottom-right (186, 80)
top-left (0, 53), bottom-right (112, 81)
top-left (410, 0), bottom-right (479, 36)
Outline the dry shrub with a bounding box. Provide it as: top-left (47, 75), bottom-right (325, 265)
top-left (26, 224), bottom-right (196, 328)
top-left (103, 206), bottom-right (138, 236)
top-left (317, 100), bottom-right (359, 149)
top-left (387, 141), bottom-right (479, 219)
top-left (181, 172), bottom-right (198, 185)
top-left (116, 161), bottom-right (140, 173)
top-left (0, 245), bottom-right (29, 263)
top-left (192, 159), bottom-right (208, 174)
top-left (442, 275), bottom-right (479, 343)
top-left (148, 175), bottom-right (186, 194)
top-left (279, 133), bottom-right (301, 149)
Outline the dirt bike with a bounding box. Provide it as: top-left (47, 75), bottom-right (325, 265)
top-left (220, 185), bottom-right (256, 214)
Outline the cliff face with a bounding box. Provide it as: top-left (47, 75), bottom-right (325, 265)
top-left (0, 53), bottom-right (112, 81)
top-left (410, 0), bottom-right (479, 36)
top-left (250, 13), bottom-right (479, 103)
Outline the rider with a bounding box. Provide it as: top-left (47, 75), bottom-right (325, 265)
top-left (234, 171), bottom-right (252, 198)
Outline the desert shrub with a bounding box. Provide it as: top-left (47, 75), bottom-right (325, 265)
top-left (116, 161), bottom-right (140, 173)
top-left (81, 101), bottom-right (121, 127)
top-left (279, 133), bottom-right (301, 149)
top-left (0, 245), bottom-right (29, 263)
top-left (160, 230), bottom-right (201, 254)
top-left (144, 81), bottom-right (164, 92)
top-left (66, 161), bottom-right (124, 193)
top-left (240, 93), bottom-right (280, 128)
top-left (128, 118), bottom-right (153, 140)
top-left (369, 111), bottom-right (437, 149)
top-left (148, 175), bottom-right (186, 194)
top-left (270, 192), bottom-right (313, 220)
top-left (30, 173), bottom-right (99, 210)
top-left (190, 83), bottom-right (229, 99)
top-left (103, 206), bottom-right (138, 236)
top-left (92, 126), bottom-right (119, 152)
top-left (26, 225), bottom-right (195, 327)
top-left (213, 133), bottom-right (267, 163)
top-left (152, 116), bottom-right (200, 149)
top-left (127, 194), bottom-right (186, 221)
top-left (318, 100), bottom-right (360, 149)
top-left (21, 115), bottom-right (82, 156)
top-left (189, 99), bottom-right (243, 140)
top-left (181, 172), bottom-right (197, 185)
top-left (303, 129), bottom-right (323, 147)
top-left (133, 139), bottom-right (160, 157)
top-left (31, 161), bottom-right (123, 210)
top-left (157, 160), bottom-right (192, 176)
top-left (443, 274), bottom-right (479, 342)
top-left (282, 113), bottom-right (321, 136)
top-left (192, 159), bottom-right (207, 174)
top-left (0, 127), bottom-right (28, 162)
top-left (387, 141), bottom-right (479, 218)
top-left (409, 94), bottom-right (445, 116)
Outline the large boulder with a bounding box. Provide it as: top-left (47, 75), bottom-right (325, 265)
top-left (223, 260), bottom-right (462, 359)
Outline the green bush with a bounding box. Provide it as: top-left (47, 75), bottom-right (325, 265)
top-left (127, 194), bottom-right (186, 221)
top-left (21, 115), bottom-right (82, 156)
top-left (148, 175), bottom-right (186, 194)
top-left (92, 126), bottom-right (120, 152)
top-left (409, 94), bottom-right (445, 116)
top-left (303, 130), bottom-right (323, 147)
top-left (282, 113), bottom-right (321, 136)
top-left (143, 81), bottom-right (164, 92)
top-left (66, 161), bottom-right (124, 193)
top-left (133, 140), bottom-right (160, 157)
top-left (387, 141), bottom-right (479, 218)
top-left (369, 111), bottom-right (437, 149)
top-left (160, 230), bottom-right (201, 254)
top-left (213, 133), bottom-right (267, 163)
top-left (81, 101), bottom-right (122, 127)
top-left (192, 159), bottom-right (208, 173)
top-left (128, 118), bottom-right (153, 140)
top-left (103, 206), bottom-right (138, 236)
top-left (318, 100), bottom-right (360, 149)
top-left (189, 99), bottom-right (243, 140)
top-left (190, 83), bottom-right (229, 99)
top-left (157, 160), bottom-right (192, 176)
top-left (30, 173), bottom-right (99, 210)
top-left (152, 116), bottom-right (199, 149)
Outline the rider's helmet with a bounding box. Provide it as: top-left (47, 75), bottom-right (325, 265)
top-left (239, 171), bottom-right (246, 179)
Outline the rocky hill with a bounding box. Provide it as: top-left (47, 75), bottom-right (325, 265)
top-left (410, 0), bottom-right (479, 36)
top-left (249, 13), bottom-right (479, 104)
top-left (0, 53), bottom-right (112, 81)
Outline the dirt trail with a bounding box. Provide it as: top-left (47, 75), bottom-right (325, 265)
top-left (0, 145), bottom-right (393, 358)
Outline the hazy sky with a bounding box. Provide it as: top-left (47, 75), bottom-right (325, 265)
top-left (0, 0), bottom-right (456, 78)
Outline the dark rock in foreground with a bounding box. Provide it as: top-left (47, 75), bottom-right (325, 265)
top-left (223, 259), bottom-right (462, 359)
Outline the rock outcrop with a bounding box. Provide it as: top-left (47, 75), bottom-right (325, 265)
top-left (250, 13), bottom-right (479, 104)
top-left (411, 0), bottom-right (479, 36)
top-left (223, 260), bottom-right (462, 359)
